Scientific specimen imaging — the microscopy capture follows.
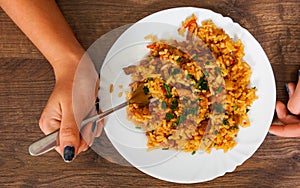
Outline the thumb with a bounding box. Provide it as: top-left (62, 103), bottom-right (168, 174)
top-left (59, 107), bottom-right (81, 163)
top-left (287, 75), bottom-right (300, 115)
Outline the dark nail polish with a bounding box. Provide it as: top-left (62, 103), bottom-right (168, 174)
top-left (285, 83), bottom-right (290, 94)
top-left (268, 131), bottom-right (275, 136)
top-left (91, 120), bottom-right (96, 133)
top-left (298, 70), bottom-right (300, 78)
top-left (63, 146), bottom-right (75, 162)
top-left (95, 97), bottom-right (100, 112)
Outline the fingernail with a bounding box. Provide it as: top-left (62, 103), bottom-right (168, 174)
top-left (63, 146), bottom-right (75, 162)
top-left (91, 120), bottom-right (96, 133)
top-left (285, 83), bottom-right (290, 94)
top-left (268, 131), bottom-right (275, 136)
top-left (95, 97), bottom-right (100, 112)
top-left (298, 70), bottom-right (300, 78)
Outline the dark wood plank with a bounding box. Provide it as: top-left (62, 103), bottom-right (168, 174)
top-left (0, 0), bottom-right (299, 187)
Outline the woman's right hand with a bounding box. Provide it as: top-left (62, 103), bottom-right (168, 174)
top-left (39, 55), bottom-right (103, 162)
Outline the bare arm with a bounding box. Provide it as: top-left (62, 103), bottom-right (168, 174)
top-left (0, 0), bottom-right (84, 70)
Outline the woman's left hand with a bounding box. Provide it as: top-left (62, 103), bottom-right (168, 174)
top-left (269, 70), bottom-right (300, 137)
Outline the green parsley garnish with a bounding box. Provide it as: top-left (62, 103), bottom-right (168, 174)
top-left (143, 85), bottom-right (149, 95)
top-left (192, 54), bottom-right (198, 60)
top-left (203, 70), bottom-right (209, 77)
top-left (176, 57), bottom-right (182, 63)
top-left (170, 99), bottom-right (178, 110)
top-left (171, 68), bottom-right (180, 76)
top-left (223, 119), bottom-right (229, 125)
top-left (234, 104), bottom-right (238, 111)
top-left (197, 76), bottom-right (208, 91)
top-left (163, 83), bottom-right (172, 98)
top-left (188, 106), bottom-right (198, 115)
top-left (165, 112), bottom-right (174, 121)
top-left (215, 103), bottom-right (225, 113)
top-left (192, 151), bottom-right (196, 155)
top-left (161, 101), bottom-right (168, 109)
top-left (230, 125), bottom-right (239, 130)
top-left (177, 115), bottom-right (186, 126)
top-left (214, 67), bottom-right (222, 74)
top-left (186, 74), bottom-right (193, 80)
top-left (172, 122), bottom-right (178, 128)
top-left (216, 86), bottom-right (223, 94)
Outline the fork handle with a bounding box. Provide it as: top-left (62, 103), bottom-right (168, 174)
top-left (28, 130), bottom-right (59, 156)
top-left (81, 101), bottom-right (128, 126)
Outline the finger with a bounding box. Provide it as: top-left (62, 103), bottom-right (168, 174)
top-left (59, 109), bottom-right (81, 163)
top-left (275, 101), bottom-right (300, 124)
top-left (38, 98), bottom-right (61, 134)
top-left (80, 117), bottom-right (104, 145)
top-left (80, 121), bottom-right (96, 146)
top-left (95, 118), bottom-right (104, 138)
top-left (38, 93), bottom-right (63, 155)
top-left (94, 107), bottom-right (104, 138)
top-left (39, 114), bottom-right (60, 135)
top-left (287, 73), bottom-right (300, 115)
top-left (54, 146), bottom-right (61, 155)
top-left (79, 104), bottom-right (100, 145)
top-left (77, 119), bottom-right (103, 154)
top-left (77, 138), bottom-right (89, 154)
top-left (285, 82), bottom-right (296, 98)
top-left (269, 123), bottom-right (300, 137)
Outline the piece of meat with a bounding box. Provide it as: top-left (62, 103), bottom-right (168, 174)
top-left (123, 65), bottom-right (137, 75)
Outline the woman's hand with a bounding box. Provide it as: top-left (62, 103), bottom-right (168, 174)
top-left (39, 56), bottom-right (102, 162)
top-left (1, 0), bottom-right (103, 161)
top-left (269, 70), bottom-right (300, 137)
top-left (39, 70), bottom-right (86, 162)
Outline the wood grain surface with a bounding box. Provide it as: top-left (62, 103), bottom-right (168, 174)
top-left (0, 0), bottom-right (299, 187)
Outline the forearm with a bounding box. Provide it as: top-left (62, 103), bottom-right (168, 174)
top-left (0, 0), bottom-right (84, 77)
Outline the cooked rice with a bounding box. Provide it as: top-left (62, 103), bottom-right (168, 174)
top-left (124, 14), bottom-right (257, 153)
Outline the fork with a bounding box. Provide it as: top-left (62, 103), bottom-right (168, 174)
top-left (28, 84), bottom-right (152, 156)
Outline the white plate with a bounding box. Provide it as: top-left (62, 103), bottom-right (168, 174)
top-left (99, 7), bottom-right (276, 183)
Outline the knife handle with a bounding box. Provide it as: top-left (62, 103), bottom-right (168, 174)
top-left (28, 130), bottom-right (59, 156)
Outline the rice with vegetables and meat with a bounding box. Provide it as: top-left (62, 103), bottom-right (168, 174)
top-left (123, 14), bottom-right (257, 153)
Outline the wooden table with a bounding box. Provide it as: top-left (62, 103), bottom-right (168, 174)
top-left (1, 0), bottom-right (299, 187)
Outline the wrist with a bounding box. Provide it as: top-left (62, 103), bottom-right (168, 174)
top-left (51, 48), bottom-right (85, 82)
